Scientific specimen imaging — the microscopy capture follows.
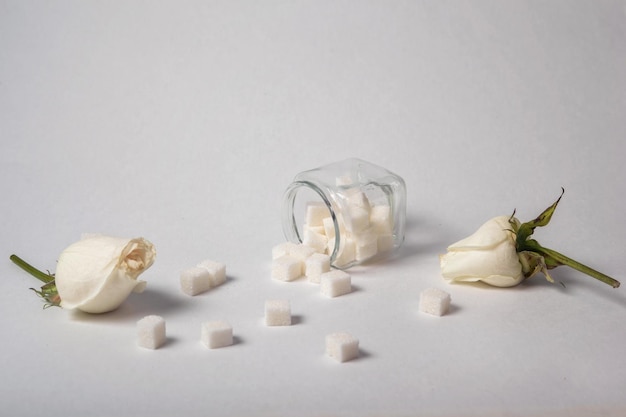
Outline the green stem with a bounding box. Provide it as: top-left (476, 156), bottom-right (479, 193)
top-left (523, 242), bottom-right (620, 288)
top-left (9, 255), bottom-right (55, 284)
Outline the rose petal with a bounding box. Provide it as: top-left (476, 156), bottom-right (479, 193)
top-left (447, 216), bottom-right (515, 251)
top-left (440, 239), bottom-right (523, 287)
top-left (56, 236), bottom-right (155, 313)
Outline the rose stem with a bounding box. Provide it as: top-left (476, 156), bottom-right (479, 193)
top-left (524, 243), bottom-right (620, 288)
top-left (9, 255), bottom-right (55, 284)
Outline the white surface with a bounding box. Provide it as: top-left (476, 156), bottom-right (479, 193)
top-left (1, 1), bottom-right (626, 416)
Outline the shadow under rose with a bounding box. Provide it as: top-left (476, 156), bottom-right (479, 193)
top-left (68, 288), bottom-right (188, 324)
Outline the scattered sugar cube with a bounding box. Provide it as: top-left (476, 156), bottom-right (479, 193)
top-left (180, 266), bottom-right (212, 296)
top-left (305, 201), bottom-right (330, 227)
top-left (272, 241), bottom-right (300, 259)
top-left (271, 255), bottom-right (302, 282)
top-left (321, 269), bottom-right (352, 297)
top-left (289, 243), bottom-right (316, 261)
top-left (326, 332), bottom-right (359, 362)
top-left (305, 253), bottom-right (331, 284)
top-left (303, 228), bottom-right (328, 254)
top-left (265, 300), bottom-right (291, 326)
top-left (419, 288), bottom-right (451, 316)
top-left (197, 259), bottom-right (226, 287)
top-left (201, 320), bottom-right (233, 349)
top-left (137, 315), bottom-right (166, 350)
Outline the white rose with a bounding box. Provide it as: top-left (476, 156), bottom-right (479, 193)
top-left (55, 235), bottom-right (156, 313)
top-left (439, 216), bottom-right (524, 287)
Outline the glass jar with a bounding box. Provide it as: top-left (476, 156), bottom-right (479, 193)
top-left (282, 158), bottom-right (406, 268)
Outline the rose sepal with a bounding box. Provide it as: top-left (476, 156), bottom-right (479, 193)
top-left (512, 188), bottom-right (620, 288)
top-left (10, 254), bottom-right (61, 308)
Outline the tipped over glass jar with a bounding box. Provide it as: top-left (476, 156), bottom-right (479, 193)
top-left (282, 158), bottom-right (406, 268)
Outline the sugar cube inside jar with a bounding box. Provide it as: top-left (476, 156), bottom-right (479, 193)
top-left (282, 158), bottom-right (406, 268)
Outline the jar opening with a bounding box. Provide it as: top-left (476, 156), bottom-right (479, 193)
top-left (282, 181), bottom-right (341, 263)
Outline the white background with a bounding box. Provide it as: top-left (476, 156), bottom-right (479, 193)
top-left (1, 1), bottom-right (625, 416)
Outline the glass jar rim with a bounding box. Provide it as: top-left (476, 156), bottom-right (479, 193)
top-left (282, 180), bottom-right (341, 262)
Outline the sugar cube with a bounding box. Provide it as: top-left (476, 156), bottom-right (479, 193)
top-left (305, 201), bottom-right (330, 227)
top-left (331, 237), bottom-right (356, 268)
top-left (305, 253), bottom-right (331, 284)
top-left (201, 320), bottom-right (233, 349)
top-left (345, 188), bottom-right (371, 211)
top-left (271, 255), bottom-right (302, 282)
top-left (137, 315), bottom-right (166, 350)
top-left (302, 228), bottom-right (328, 254)
top-left (303, 224), bottom-right (326, 235)
top-left (265, 300), bottom-right (291, 326)
top-left (354, 228), bottom-right (378, 261)
top-left (335, 175), bottom-right (353, 187)
top-left (344, 206), bottom-right (370, 233)
top-left (289, 243), bottom-right (316, 261)
top-left (322, 216), bottom-right (337, 239)
top-left (377, 233), bottom-right (395, 253)
top-left (419, 288), bottom-right (451, 316)
top-left (180, 266), bottom-right (212, 296)
top-left (326, 332), bottom-right (359, 362)
top-left (197, 259), bottom-right (226, 287)
top-left (272, 241), bottom-right (300, 259)
top-left (320, 269), bottom-right (352, 297)
top-left (370, 205), bottom-right (393, 235)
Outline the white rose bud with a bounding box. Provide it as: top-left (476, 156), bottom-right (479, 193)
top-left (55, 235), bottom-right (156, 313)
top-left (440, 216), bottom-right (524, 287)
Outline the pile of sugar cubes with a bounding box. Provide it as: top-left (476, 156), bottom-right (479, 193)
top-left (272, 242), bottom-right (352, 298)
top-left (298, 188), bottom-right (395, 268)
top-left (180, 259), bottom-right (226, 296)
top-left (271, 189), bottom-right (394, 294)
